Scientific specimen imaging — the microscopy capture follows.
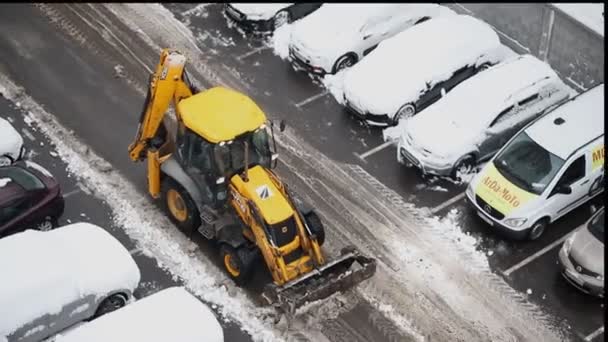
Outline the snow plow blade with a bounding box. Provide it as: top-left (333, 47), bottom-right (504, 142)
top-left (262, 246), bottom-right (377, 314)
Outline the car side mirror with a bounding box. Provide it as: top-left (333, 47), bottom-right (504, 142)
top-left (556, 184), bottom-right (572, 195)
top-left (279, 120), bottom-right (286, 132)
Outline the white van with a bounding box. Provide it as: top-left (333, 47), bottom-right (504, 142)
top-left (0, 223), bottom-right (141, 342)
top-left (50, 287), bottom-right (224, 342)
top-left (466, 84), bottom-right (604, 240)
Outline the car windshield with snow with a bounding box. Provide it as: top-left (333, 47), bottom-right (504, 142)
top-left (0, 160), bottom-right (65, 237)
top-left (0, 117), bottom-right (25, 166)
top-left (50, 287), bottom-right (224, 342)
top-left (395, 54), bottom-right (571, 179)
top-left (467, 84), bottom-right (604, 241)
top-left (342, 14), bottom-right (505, 126)
top-left (225, 3), bottom-right (321, 33)
top-left (0, 222), bottom-right (141, 342)
top-left (288, 4), bottom-right (456, 75)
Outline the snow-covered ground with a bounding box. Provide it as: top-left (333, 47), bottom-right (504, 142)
top-left (0, 116), bottom-right (24, 165)
top-left (552, 3), bottom-right (604, 37)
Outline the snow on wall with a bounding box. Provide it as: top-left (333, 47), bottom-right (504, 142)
top-left (552, 3), bottom-right (604, 37)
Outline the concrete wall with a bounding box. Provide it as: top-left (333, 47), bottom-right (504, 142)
top-left (444, 3), bottom-right (604, 92)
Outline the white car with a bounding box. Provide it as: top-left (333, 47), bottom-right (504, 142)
top-left (1, 223), bottom-right (141, 342)
top-left (397, 54), bottom-right (571, 178)
top-left (288, 4), bottom-right (456, 74)
top-left (343, 14), bottom-right (504, 126)
top-left (0, 117), bottom-right (25, 166)
top-left (225, 3), bottom-right (321, 32)
top-left (50, 287), bottom-right (224, 342)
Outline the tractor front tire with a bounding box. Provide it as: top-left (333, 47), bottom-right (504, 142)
top-left (220, 244), bottom-right (256, 286)
top-left (304, 211), bottom-right (325, 246)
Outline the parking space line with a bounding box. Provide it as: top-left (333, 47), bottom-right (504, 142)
top-left (62, 188), bottom-right (82, 199)
top-left (129, 247), bottom-right (143, 256)
top-left (21, 129), bottom-right (36, 141)
top-left (430, 193), bottom-right (466, 214)
top-left (353, 140), bottom-right (397, 163)
top-left (294, 90), bottom-right (329, 108)
top-left (502, 234), bottom-right (570, 277)
top-left (585, 326), bottom-right (604, 341)
top-left (236, 46), bottom-right (270, 61)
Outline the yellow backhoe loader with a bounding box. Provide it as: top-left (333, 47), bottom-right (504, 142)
top-left (128, 48), bottom-right (376, 313)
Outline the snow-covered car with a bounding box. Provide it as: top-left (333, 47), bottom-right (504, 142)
top-left (50, 287), bottom-right (224, 342)
top-left (224, 3), bottom-right (322, 33)
top-left (0, 222), bottom-right (141, 342)
top-left (0, 160), bottom-right (65, 237)
top-left (559, 206), bottom-right (604, 298)
top-left (343, 14), bottom-right (505, 126)
top-left (0, 117), bottom-right (25, 166)
top-left (396, 54), bottom-right (571, 178)
top-left (288, 4), bottom-right (456, 75)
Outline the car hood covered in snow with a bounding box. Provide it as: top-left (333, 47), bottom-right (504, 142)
top-left (0, 223), bottom-right (140, 337)
top-left (0, 117), bottom-right (23, 161)
top-left (343, 14), bottom-right (502, 116)
top-left (404, 54), bottom-right (565, 159)
top-left (229, 3), bottom-right (293, 21)
top-left (52, 287), bottom-right (224, 342)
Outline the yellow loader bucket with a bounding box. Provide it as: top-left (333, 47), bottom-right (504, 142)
top-left (261, 246), bottom-right (377, 314)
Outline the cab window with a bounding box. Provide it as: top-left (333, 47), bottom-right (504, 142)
top-left (556, 156), bottom-right (586, 186)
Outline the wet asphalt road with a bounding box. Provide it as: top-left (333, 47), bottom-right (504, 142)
top-left (0, 3), bottom-right (603, 341)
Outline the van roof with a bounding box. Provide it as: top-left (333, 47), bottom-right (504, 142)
top-left (526, 84), bottom-right (604, 160)
top-left (53, 287), bottom-right (224, 342)
top-left (0, 223), bottom-right (140, 337)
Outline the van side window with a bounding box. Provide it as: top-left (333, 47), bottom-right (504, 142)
top-left (518, 93), bottom-right (540, 107)
top-left (490, 105), bottom-right (515, 127)
top-left (557, 156), bottom-right (586, 186)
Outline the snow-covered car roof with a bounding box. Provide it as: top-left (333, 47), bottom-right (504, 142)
top-left (414, 55), bottom-right (564, 133)
top-left (52, 287), bottom-right (224, 342)
top-left (0, 223), bottom-right (141, 337)
top-left (344, 14), bottom-right (501, 114)
top-left (0, 117), bottom-right (24, 163)
top-left (526, 83), bottom-right (604, 160)
top-left (229, 3), bottom-right (294, 21)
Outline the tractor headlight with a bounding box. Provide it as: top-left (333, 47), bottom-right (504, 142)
top-left (504, 218), bottom-right (527, 228)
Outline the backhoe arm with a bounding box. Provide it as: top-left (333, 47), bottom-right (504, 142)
top-left (128, 48), bottom-right (195, 162)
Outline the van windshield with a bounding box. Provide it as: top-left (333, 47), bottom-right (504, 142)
top-left (493, 132), bottom-right (565, 195)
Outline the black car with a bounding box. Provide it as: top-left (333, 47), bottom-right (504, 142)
top-left (0, 160), bottom-right (64, 238)
top-left (224, 3), bottom-right (322, 33)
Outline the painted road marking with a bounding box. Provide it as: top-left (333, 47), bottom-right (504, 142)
top-left (236, 46), bottom-right (270, 61)
top-left (62, 188), bottom-right (82, 199)
top-left (294, 90), bottom-right (329, 108)
top-left (502, 233), bottom-right (571, 277)
top-left (21, 129), bottom-right (36, 141)
top-left (129, 247), bottom-right (143, 256)
top-left (430, 192), bottom-right (466, 214)
top-left (353, 140), bottom-right (397, 163)
top-left (585, 326), bottom-right (604, 341)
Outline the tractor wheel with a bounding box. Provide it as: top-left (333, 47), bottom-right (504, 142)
top-left (220, 244), bottom-right (256, 286)
top-left (161, 177), bottom-right (201, 233)
top-left (304, 211), bottom-right (325, 246)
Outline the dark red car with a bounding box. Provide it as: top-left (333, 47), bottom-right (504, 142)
top-left (0, 160), bottom-right (64, 238)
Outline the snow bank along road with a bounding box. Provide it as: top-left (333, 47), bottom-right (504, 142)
top-left (0, 3), bottom-right (601, 341)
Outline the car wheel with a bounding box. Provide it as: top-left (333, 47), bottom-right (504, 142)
top-left (161, 177), bottom-right (201, 233)
top-left (36, 216), bottom-right (55, 232)
top-left (452, 155), bottom-right (476, 180)
top-left (304, 211), bottom-right (325, 246)
top-left (393, 104), bottom-right (416, 125)
top-left (528, 218), bottom-right (548, 241)
top-left (220, 244), bottom-right (256, 286)
top-left (94, 293), bottom-right (128, 318)
top-left (333, 53), bottom-right (357, 73)
top-left (0, 155), bottom-right (13, 167)
top-left (274, 10), bottom-right (290, 28)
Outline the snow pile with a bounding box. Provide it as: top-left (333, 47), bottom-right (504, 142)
top-left (0, 223), bottom-right (140, 337)
top-left (0, 74), bottom-right (282, 341)
top-left (229, 3), bottom-right (293, 21)
top-left (270, 21), bottom-right (293, 59)
top-left (552, 3), bottom-right (604, 37)
top-left (321, 69), bottom-right (348, 105)
top-left (53, 287), bottom-right (223, 342)
top-left (341, 14), bottom-right (502, 117)
top-left (0, 116), bottom-right (24, 161)
top-left (0, 178), bottom-right (11, 187)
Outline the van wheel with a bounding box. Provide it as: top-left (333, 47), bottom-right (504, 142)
top-left (161, 177), bottom-right (201, 233)
top-left (528, 218), bottom-right (548, 240)
top-left (95, 293), bottom-right (128, 318)
top-left (304, 211), bottom-right (325, 246)
top-left (220, 244), bottom-right (256, 286)
top-left (36, 216), bottom-right (56, 232)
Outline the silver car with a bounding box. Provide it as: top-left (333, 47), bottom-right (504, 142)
top-left (558, 206), bottom-right (604, 297)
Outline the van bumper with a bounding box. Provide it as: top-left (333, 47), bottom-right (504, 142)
top-left (465, 191), bottom-right (531, 240)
